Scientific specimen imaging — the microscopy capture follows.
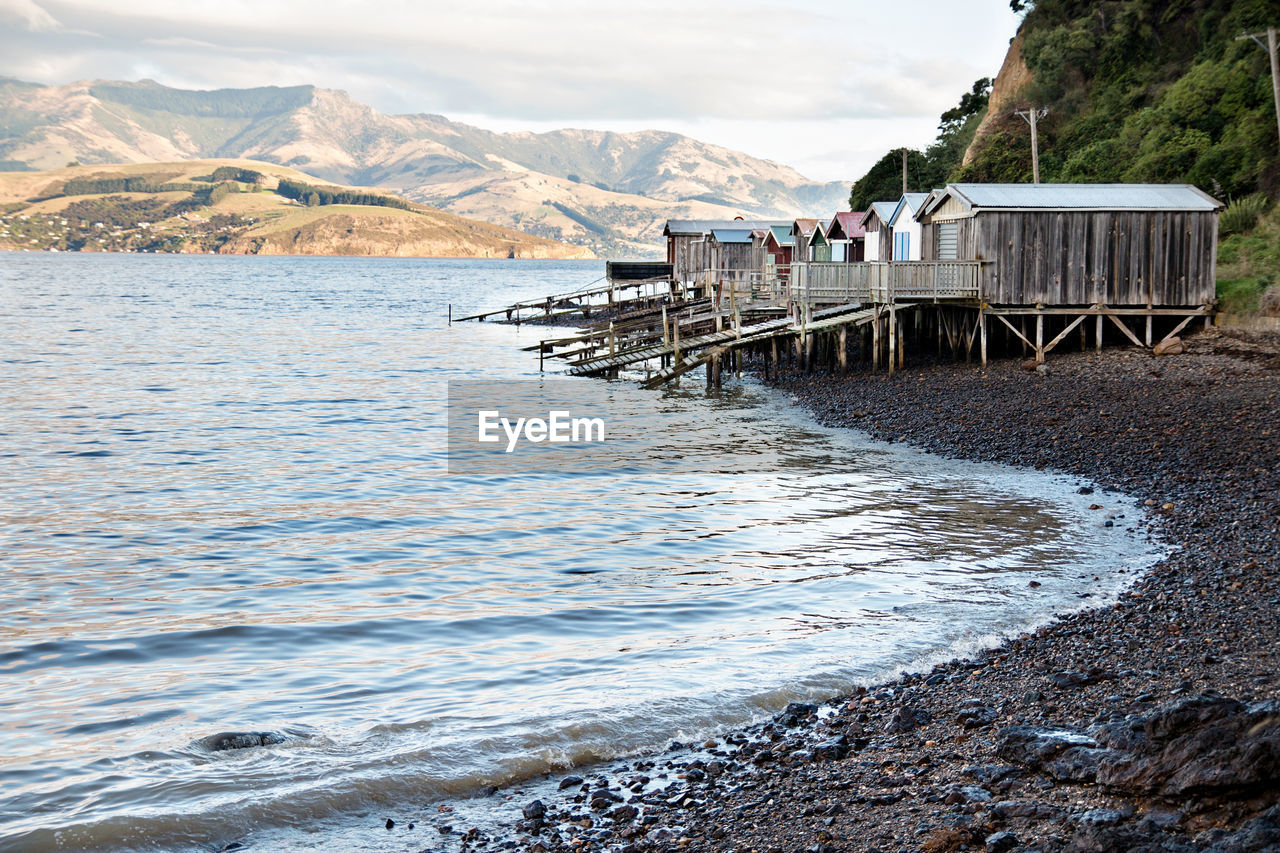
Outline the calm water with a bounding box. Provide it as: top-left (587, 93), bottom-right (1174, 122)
top-left (0, 254), bottom-right (1159, 851)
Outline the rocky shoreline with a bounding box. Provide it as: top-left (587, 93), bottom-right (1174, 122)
top-left (445, 329), bottom-right (1278, 853)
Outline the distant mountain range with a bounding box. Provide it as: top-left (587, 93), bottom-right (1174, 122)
top-left (0, 78), bottom-right (850, 257)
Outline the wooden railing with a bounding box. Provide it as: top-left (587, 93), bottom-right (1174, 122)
top-left (792, 262), bottom-right (983, 305)
top-left (696, 261), bottom-right (983, 311)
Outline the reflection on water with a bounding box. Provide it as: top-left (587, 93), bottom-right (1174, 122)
top-left (0, 255), bottom-right (1159, 851)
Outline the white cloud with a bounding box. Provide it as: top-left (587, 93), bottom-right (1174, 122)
top-left (0, 0), bottom-right (61, 31)
top-left (0, 0), bottom-right (1021, 180)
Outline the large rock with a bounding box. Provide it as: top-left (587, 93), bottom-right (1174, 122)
top-left (198, 731), bottom-right (286, 751)
top-left (1097, 696), bottom-right (1280, 797)
top-left (1152, 336), bottom-right (1186, 356)
top-left (887, 706), bottom-right (932, 733)
top-left (996, 725), bottom-right (1097, 766)
top-left (996, 697), bottom-right (1280, 803)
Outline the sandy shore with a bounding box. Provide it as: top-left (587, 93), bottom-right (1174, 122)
top-left (463, 328), bottom-right (1279, 853)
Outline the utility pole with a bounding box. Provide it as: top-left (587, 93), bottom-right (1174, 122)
top-left (1014, 107), bottom-right (1048, 184)
top-left (900, 148), bottom-right (908, 195)
top-left (1237, 27), bottom-right (1280, 154)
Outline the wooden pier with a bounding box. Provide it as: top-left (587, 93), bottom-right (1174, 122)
top-left (508, 260), bottom-right (998, 387)
top-left (515, 260), bottom-right (1212, 386)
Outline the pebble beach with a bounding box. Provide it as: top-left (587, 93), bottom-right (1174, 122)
top-left (477, 328), bottom-right (1280, 853)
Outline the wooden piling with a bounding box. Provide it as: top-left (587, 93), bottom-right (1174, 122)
top-left (888, 307), bottom-right (897, 377)
top-left (979, 310), bottom-right (988, 367)
top-left (872, 310), bottom-right (881, 372)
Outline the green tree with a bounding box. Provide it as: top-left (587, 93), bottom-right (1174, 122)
top-left (849, 78), bottom-right (993, 210)
top-left (961, 0), bottom-right (1280, 197)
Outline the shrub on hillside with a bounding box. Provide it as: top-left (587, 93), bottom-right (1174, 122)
top-left (1220, 193), bottom-right (1269, 235)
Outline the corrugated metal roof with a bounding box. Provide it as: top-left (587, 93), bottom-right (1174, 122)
top-left (871, 201), bottom-right (898, 219)
top-left (710, 228), bottom-right (753, 243)
top-left (940, 183), bottom-right (1223, 212)
top-left (827, 211), bottom-right (866, 240)
top-left (888, 192), bottom-right (931, 226)
top-left (792, 218), bottom-right (820, 237)
top-left (664, 219), bottom-right (792, 236)
top-left (862, 201), bottom-right (898, 230)
top-left (767, 225), bottom-right (795, 246)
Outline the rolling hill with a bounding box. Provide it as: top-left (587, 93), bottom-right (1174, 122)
top-left (0, 79), bottom-right (850, 257)
top-left (0, 159), bottom-right (594, 258)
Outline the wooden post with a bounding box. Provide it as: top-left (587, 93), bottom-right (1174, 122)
top-left (771, 337), bottom-right (778, 378)
top-left (1096, 311), bottom-right (1104, 352)
top-left (888, 307), bottom-right (897, 377)
top-left (1237, 27), bottom-right (1280, 158)
top-left (872, 310), bottom-right (881, 372)
top-left (1145, 311), bottom-right (1153, 347)
top-left (1035, 312), bottom-right (1045, 364)
top-left (979, 309), bottom-right (988, 367)
top-left (608, 321), bottom-right (615, 356)
top-left (838, 324), bottom-right (848, 374)
top-left (673, 318), bottom-right (681, 364)
top-left (662, 305), bottom-right (669, 345)
top-left (897, 313), bottom-right (905, 370)
top-left (1270, 26), bottom-right (1280, 153)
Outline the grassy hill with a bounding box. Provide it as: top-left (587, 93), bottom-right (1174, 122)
top-left (0, 159), bottom-right (594, 258)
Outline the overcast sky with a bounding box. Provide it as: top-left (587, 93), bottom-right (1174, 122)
top-left (1, 0), bottom-right (1021, 182)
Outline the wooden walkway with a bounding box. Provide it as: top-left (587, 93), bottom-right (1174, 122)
top-left (453, 275), bottom-right (682, 323)
top-left (474, 262), bottom-right (989, 386)
top-left (455, 258), bottom-right (1204, 386)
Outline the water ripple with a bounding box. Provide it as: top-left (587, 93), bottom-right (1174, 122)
top-left (0, 255), bottom-right (1161, 852)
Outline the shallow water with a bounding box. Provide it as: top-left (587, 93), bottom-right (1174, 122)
top-left (0, 254), bottom-right (1160, 851)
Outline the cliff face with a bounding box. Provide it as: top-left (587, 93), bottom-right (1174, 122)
top-left (962, 33), bottom-right (1033, 168)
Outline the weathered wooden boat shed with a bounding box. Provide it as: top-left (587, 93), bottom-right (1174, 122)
top-left (464, 181), bottom-right (1224, 388)
top-left (663, 219), bottom-right (790, 283)
top-left (860, 201), bottom-right (899, 261)
top-left (916, 182), bottom-right (1223, 360)
top-left (826, 212), bottom-right (866, 263)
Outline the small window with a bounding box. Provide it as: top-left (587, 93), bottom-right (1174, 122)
top-left (938, 222), bottom-right (958, 260)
